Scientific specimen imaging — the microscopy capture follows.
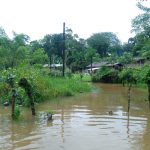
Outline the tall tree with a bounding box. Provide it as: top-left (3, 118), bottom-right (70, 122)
top-left (10, 33), bottom-right (30, 68)
top-left (65, 32), bottom-right (87, 72)
top-left (87, 32), bottom-right (120, 57)
top-left (30, 40), bottom-right (42, 52)
top-left (131, 3), bottom-right (150, 56)
top-left (0, 27), bottom-right (8, 38)
top-left (30, 48), bottom-right (48, 65)
top-left (0, 28), bottom-right (12, 69)
top-left (42, 34), bottom-right (53, 68)
top-left (132, 2), bottom-right (150, 33)
top-left (0, 29), bottom-right (30, 69)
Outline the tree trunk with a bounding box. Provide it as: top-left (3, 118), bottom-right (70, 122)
top-left (148, 83), bottom-right (150, 109)
top-left (11, 89), bottom-right (16, 118)
top-left (27, 92), bottom-right (36, 116)
top-left (18, 78), bottom-right (36, 116)
top-left (122, 81), bottom-right (125, 87)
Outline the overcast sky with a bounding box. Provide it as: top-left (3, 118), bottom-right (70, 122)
top-left (0, 0), bottom-right (149, 43)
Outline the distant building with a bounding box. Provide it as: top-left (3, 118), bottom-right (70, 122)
top-left (85, 62), bottom-right (123, 74)
top-left (106, 63), bottom-right (123, 70)
top-left (43, 64), bottom-right (63, 68)
top-left (85, 62), bottom-right (108, 74)
top-left (127, 57), bottom-right (147, 68)
top-left (133, 57), bottom-right (145, 65)
top-left (86, 62), bottom-right (108, 69)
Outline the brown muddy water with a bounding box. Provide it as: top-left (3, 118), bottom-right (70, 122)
top-left (0, 83), bottom-right (150, 150)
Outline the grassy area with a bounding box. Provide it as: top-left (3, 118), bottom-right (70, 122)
top-left (34, 76), bottom-right (92, 100)
top-left (0, 67), bottom-right (92, 106)
top-left (73, 73), bottom-right (92, 82)
top-left (134, 83), bottom-right (147, 90)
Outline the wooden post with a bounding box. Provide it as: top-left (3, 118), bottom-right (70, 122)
top-left (127, 84), bottom-right (131, 113)
top-left (148, 82), bottom-right (150, 109)
top-left (62, 22), bottom-right (65, 77)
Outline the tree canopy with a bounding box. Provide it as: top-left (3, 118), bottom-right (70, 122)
top-left (87, 32), bottom-right (121, 57)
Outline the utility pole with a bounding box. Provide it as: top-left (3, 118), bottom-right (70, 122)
top-left (62, 22), bottom-right (65, 77)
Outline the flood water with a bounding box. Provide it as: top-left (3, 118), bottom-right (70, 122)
top-left (0, 83), bottom-right (150, 150)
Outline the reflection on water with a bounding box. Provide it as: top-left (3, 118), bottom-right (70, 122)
top-left (0, 83), bottom-right (150, 150)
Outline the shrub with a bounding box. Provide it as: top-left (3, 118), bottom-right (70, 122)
top-left (119, 68), bottom-right (140, 86)
top-left (92, 66), bottom-right (120, 83)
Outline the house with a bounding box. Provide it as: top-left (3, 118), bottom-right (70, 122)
top-left (126, 57), bottom-right (147, 68)
top-left (85, 62), bottom-right (108, 74)
top-left (86, 67), bottom-right (100, 74)
top-left (85, 62), bottom-right (123, 74)
top-left (86, 62), bottom-right (108, 69)
top-left (133, 57), bottom-right (145, 65)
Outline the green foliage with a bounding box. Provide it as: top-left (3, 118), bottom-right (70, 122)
top-left (117, 52), bottom-right (133, 64)
top-left (139, 65), bottom-right (150, 84)
top-left (92, 66), bottom-right (120, 83)
top-left (13, 105), bottom-right (21, 120)
top-left (30, 48), bottom-right (48, 65)
top-left (85, 47), bottom-right (96, 59)
top-left (30, 40), bottom-right (42, 52)
top-left (130, 3), bottom-right (150, 57)
top-left (42, 34), bottom-right (63, 59)
top-left (119, 68), bottom-right (140, 86)
top-left (66, 37), bottom-right (88, 72)
top-left (0, 27), bottom-right (8, 38)
top-left (0, 30), bottom-right (31, 69)
top-left (87, 32), bottom-right (121, 57)
top-left (47, 110), bottom-right (56, 115)
top-left (91, 65), bottom-right (150, 89)
top-left (141, 39), bottom-right (150, 58)
top-left (132, 2), bottom-right (150, 33)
